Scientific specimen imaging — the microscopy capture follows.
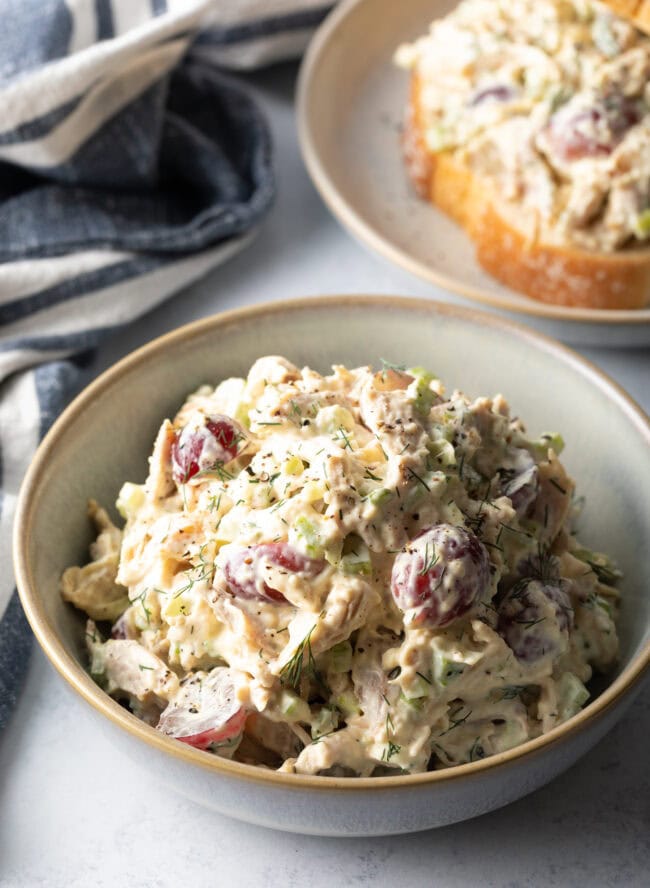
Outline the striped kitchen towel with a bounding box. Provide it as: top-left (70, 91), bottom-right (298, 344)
top-left (0, 0), bottom-right (334, 731)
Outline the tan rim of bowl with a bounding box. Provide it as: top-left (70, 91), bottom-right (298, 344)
top-left (13, 295), bottom-right (650, 791)
top-left (296, 0), bottom-right (650, 326)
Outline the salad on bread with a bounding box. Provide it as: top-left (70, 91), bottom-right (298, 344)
top-left (394, 0), bottom-right (650, 309)
top-left (396, 0), bottom-right (650, 252)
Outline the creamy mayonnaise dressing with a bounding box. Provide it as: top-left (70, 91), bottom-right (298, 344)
top-left (62, 357), bottom-right (620, 775)
top-left (396, 0), bottom-right (650, 252)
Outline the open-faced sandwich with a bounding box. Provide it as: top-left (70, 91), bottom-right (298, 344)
top-left (395, 0), bottom-right (650, 309)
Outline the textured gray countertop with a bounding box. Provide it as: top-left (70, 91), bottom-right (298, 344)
top-left (1, 65), bottom-right (648, 888)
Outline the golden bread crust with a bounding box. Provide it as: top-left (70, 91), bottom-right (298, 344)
top-left (404, 75), bottom-right (650, 309)
top-left (600, 1), bottom-right (650, 35)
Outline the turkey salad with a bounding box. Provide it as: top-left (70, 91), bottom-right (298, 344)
top-left (61, 356), bottom-right (620, 776)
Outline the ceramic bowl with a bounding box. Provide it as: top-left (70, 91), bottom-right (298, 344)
top-left (14, 296), bottom-right (650, 836)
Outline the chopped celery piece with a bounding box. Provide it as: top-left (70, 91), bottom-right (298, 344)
top-left (315, 405), bottom-right (355, 435)
top-left (531, 432), bottom-right (565, 458)
top-left (433, 650), bottom-right (467, 687)
top-left (592, 16), bottom-right (619, 56)
top-left (283, 455), bottom-right (304, 476)
top-left (334, 691), bottom-right (360, 717)
top-left (301, 480), bottom-right (326, 503)
top-left (116, 482), bottom-right (145, 520)
top-left (635, 208), bottom-right (650, 239)
top-left (279, 689), bottom-right (311, 723)
top-left (556, 672), bottom-right (590, 722)
top-left (339, 534), bottom-right (371, 576)
top-left (234, 402), bottom-right (251, 429)
top-left (408, 366), bottom-right (437, 414)
top-left (369, 487), bottom-right (392, 506)
top-left (573, 547), bottom-right (622, 586)
top-left (311, 705), bottom-right (339, 739)
top-left (327, 640), bottom-right (352, 674)
top-left (87, 631), bottom-right (106, 679)
top-left (427, 437), bottom-right (456, 467)
top-left (340, 559), bottom-right (371, 577)
top-left (594, 595), bottom-right (613, 618)
top-left (324, 539), bottom-right (343, 567)
top-left (400, 691), bottom-right (425, 711)
top-left (163, 594), bottom-right (189, 618)
top-left (548, 84), bottom-right (573, 112)
top-left (406, 673), bottom-right (432, 699)
top-left (292, 515), bottom-right (325, 558)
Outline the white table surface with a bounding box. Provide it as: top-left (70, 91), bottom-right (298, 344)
top-left (2, 64), bottom-right (649, 888)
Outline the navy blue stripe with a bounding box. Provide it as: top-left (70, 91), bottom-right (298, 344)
top-left (0, 66), bottom-right (274, 260)
top-left (0, 590), bottom-right (32, 731)
top-left (0, 325), bottom-right (121, 355)
top-left (34, 360), bottom-right (82, 438)
top-left (195, 4), bottom-right (333, 47)
top-left (0, 254), bottom-right (166, 326)
top-left (151, 0), bottom-right (167, 15)
top-left (95, 0), bottom-right (115, 41)
top-left (0, 96), bottom-right (82, 147)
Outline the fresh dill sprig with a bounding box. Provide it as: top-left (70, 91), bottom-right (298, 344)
top-left (337, 426), bottom-right (353, 450)
top-left (207, 492), bottom-right (223, 513)
top-left (469, 737), bottom-right (485, 762)
top-left (381, 708), bottom-right (401, 762)
top-left (129, 589), bottom-right (152, 625)
top-left (496, 684), bottom-right (530, 700)
top-left (280, 624), bottom-right (328, 694)
top-left (196, 460), bottom-right (234, 483)
top-left (407, 467), bottom-right (430, 492)
top-left (375, 436), bottom-right (388, 460)
top-left (585, 559), bottom-right (620, 586)
top-left (171, 544), bottom-right (216, 598)
top-left (418, 540), bottom-right (439, 576)
top-left (514, 616), bottom-right (546, 629)
top-left (440, 705), bottom-right (472, 736)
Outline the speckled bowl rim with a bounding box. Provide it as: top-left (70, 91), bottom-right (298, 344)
top-left (13, 295), bottom-right (650, 792)
top-left (297, 0), bottom-right (650, 326)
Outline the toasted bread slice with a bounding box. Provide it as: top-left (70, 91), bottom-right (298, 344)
top-left (404, 75), bottom-right (650, 310)
top-left (602, 1), bottom-right (650, 35)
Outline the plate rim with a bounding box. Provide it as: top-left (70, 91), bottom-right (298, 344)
top-left (296, 0), bottom-right (650, 327)
top-left (13, 293), bottom-right (650, 792)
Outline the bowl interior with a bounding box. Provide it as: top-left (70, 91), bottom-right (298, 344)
top-left (17, 297), bottom-right (650, 738)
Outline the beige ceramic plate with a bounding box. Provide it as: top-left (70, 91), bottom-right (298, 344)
top-left (13, 296), bottom-right (650, 835)
top-left (297, 0), bottom-right (650, 347)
